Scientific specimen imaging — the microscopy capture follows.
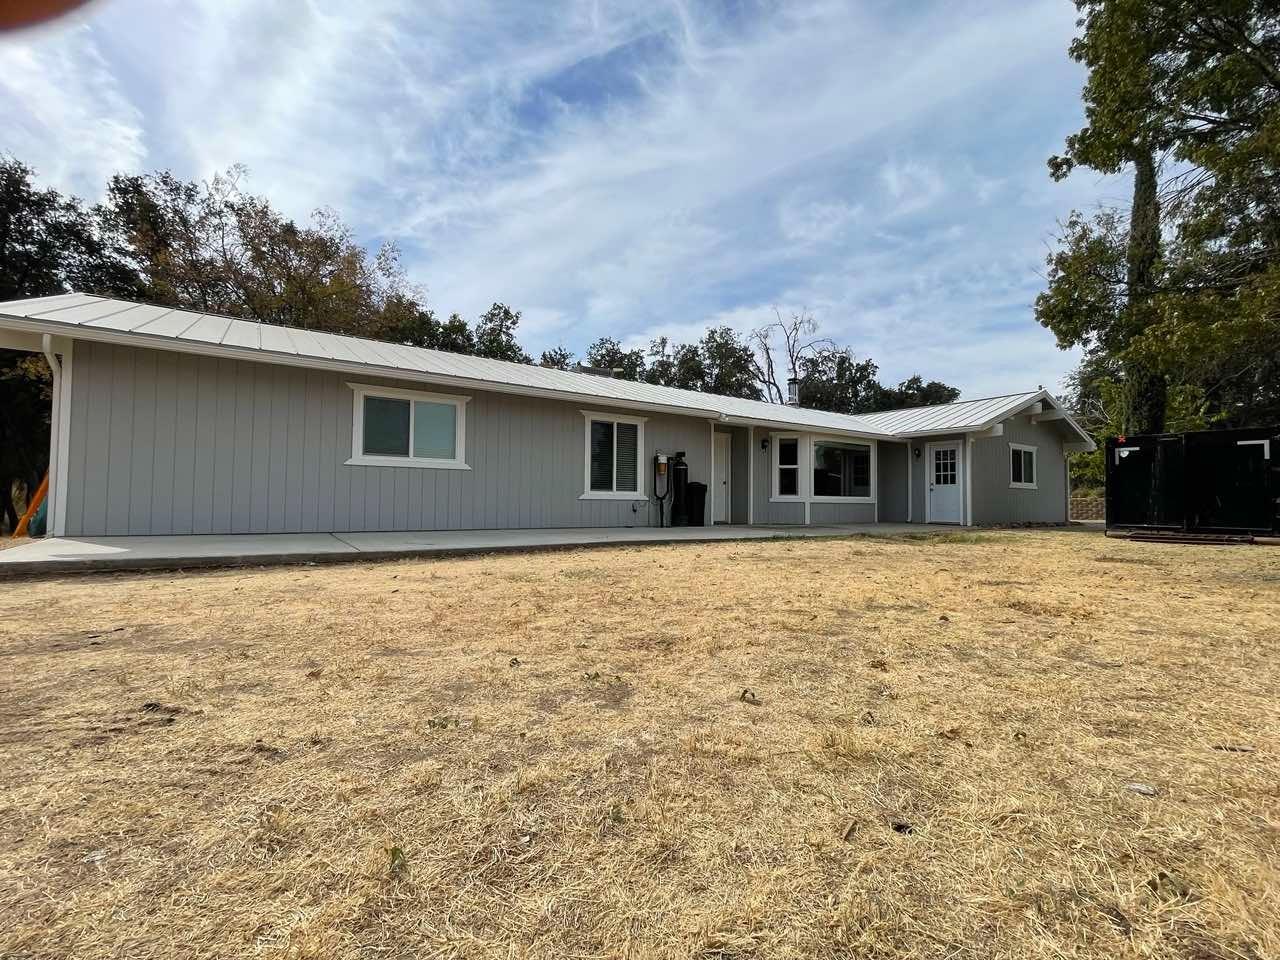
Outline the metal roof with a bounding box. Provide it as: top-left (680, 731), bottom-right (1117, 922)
top-left (856, 392), bottom-right (1044, 435)
top-left (0, 293), bottom-right (1092, 446)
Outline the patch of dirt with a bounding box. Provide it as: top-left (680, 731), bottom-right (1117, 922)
top-left (0, 531), bottom-right (1276, 960)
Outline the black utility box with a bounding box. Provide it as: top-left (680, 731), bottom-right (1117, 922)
top-left (1106, 427), bottom-right (1279, 535)
top-left (685, 482), bottom-right (708, 527)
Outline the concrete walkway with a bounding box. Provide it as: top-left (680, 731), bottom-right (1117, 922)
top-left (0, 522), bottom-right (953, 578)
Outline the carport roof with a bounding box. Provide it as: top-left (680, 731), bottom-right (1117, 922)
top-left (0, 293), bottom-right (1093, 447)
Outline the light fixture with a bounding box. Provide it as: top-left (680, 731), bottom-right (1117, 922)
top-left (913, 447), bottom-right (922, 459)
top-left (761, 437), bottom-right (770, 451)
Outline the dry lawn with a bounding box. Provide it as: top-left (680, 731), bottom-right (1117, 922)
top-left (0, 530), bottom-right (1277, 960)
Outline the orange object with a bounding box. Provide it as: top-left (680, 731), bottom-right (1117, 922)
top-left (12, 470), bottom-right (48, 538)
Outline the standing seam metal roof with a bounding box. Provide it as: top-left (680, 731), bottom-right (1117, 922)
top-left (0, 293), bottom-right (1088, 444)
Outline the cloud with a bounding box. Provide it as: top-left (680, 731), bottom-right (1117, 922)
top-left (879, 160), bottom-right (947, 219)
top-left (0, 0), bottom-right (1114, 398)
top-left (0, 21), bottom-right (145, 195)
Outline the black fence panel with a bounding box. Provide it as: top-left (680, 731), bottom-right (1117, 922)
top-left (1106, 427), bottom-right (1278, 535)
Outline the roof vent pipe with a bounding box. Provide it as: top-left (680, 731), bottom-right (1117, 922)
top-left (786, 376), bottom-right (800, 406)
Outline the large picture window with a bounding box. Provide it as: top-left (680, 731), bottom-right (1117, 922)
top-left (813, 440), bottom-right (871, 498)
top-left (581, 411), bottom-right (646, 499)
top-left (347, 383), bottom-right (469, 469)
top-left (1010, 442), bottom-right (1037, 489)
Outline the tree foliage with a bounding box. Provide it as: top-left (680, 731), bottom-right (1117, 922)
top-left (0, 156), bottom-right (967, 527)
top-left (473, 303), bottom-right (532, 363)
top-left (750, 310), bottom-right (960, 414)
top-left (1040, 0), bottom-right (1280, 434)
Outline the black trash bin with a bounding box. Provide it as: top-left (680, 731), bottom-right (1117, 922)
top-left (685, 481), bottom-right (707, 526)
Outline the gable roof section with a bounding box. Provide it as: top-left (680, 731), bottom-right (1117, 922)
top-left (0, 293), bottom-right (895, 438)
top-left (856, 390), bottom-right (1094, 447)
top-left (0, 293), bottom-right (1094, 448)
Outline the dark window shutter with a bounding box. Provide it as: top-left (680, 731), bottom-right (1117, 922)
top-left (615, 422), bottom-right (638, 492)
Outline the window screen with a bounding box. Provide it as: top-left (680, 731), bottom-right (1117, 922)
top-left (363, 396), bottom-right (411, 457)
top-left (813, 441), bottom-right (871, 497)
top-left (615, 422), bottom-right (639, 492)
top-left (412, 400), bottom-right (457, 460)
top-left (590, 420), bottom-right (614, 491)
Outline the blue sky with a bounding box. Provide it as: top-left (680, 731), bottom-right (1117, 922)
top-left (1, 0), bottom-right (1124, 398)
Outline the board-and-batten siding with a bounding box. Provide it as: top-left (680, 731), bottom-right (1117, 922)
top-left (907, 420), bottom-right (1069, 525)
top-left (748, 431), bottom-right (880, 525)
top-left (969, 415), bottom-right (1067, 524)
top-left (65, 341), bottom-right (712, 536)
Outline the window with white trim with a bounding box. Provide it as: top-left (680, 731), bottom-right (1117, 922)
top-left (812, 439), bottom-right (872, 499)
top-left (346, 383), bottom-right (469, 469)
top-left (581, 411), bottom-right (646, 499)
top-left (774, 435), bottom-right (801, 498)
top-left (1009, 442), bottom-right (1037, 488)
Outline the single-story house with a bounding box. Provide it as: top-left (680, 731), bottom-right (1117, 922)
top-left (0, 293), bottom-right (1095, 538)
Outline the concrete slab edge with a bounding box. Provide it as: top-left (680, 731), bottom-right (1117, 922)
top-left (0, 530), bottom-right (922, 582)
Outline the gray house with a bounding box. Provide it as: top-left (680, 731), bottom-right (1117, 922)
top-left (0, 293), bottom-right (1094, 538)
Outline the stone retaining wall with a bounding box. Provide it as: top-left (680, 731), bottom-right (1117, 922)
top-left (1070, 497), bottom-right (1105, 521)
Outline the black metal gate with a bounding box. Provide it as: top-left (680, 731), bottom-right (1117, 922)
top-left (1105, 427), bottom-right (1279, 535)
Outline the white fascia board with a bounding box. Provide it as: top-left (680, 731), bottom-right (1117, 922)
top-left (0, 314), bottom-right (726, 424)
top-left (717, 414), bottom-right (894, 442)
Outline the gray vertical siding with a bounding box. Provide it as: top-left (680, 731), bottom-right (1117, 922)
top-left (751, 433), bottom-right (804, 524)
top-left (65, 341), bottom-right (712, 536)
top-left (970, 415), bottom-right (1068, 524)
top-left (715, 426), bottom-right (750, 524)
top-left (906, 420), bottom-right (1069, 525)
top-left (749, 431), bottom-right (880, 525)
top-left (910, 433), bottom-right (966, 524)
top-left (877, 441), bottom-right (909, 522)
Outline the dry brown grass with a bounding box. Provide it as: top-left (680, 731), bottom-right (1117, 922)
top-left (0, 530), bottom-right (1277, 960)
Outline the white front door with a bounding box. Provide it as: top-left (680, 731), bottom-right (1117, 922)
top-left (927, 442), bottom-right (963, 524)
top-left (713, 432), bottom-right (731, 523)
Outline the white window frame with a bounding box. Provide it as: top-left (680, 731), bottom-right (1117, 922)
top-left (580, 410), bottom-right (647, 500)
top-left (809, 435), bottom-right (877, 503)
top-left (1009, 442), bottom-right (1038, 489)
top-left (770, 433), bottom-right (804, 501)
top-left (345, 382), bottom-right (470, 470)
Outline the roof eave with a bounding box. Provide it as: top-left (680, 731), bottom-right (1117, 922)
top-left (718, 414), bottom-right (897, 441)
top-left (0, 313), bottom-right (729, 423)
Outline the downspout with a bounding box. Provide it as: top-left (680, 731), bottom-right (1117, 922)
top-left (907, 443), bottom-right (913, 523)
top-left (42, 334), bottom-right (61, 537)
top-left (965, 435), bottom-right (974, 527)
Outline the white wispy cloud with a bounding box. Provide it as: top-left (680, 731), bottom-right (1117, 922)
top-left (0, 0), bottom-right (1116, 398)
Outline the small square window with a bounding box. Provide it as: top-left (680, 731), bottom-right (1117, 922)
top-left (1010, 445), bottom-right (1037, 488)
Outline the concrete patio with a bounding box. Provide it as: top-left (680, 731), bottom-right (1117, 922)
top-left (0, 523), bottom-right (957, 578)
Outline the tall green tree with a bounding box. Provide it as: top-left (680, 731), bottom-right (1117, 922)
top-left (1040, 0), bottom-right (1280, 432)
top-left (0, 157), bottom-right (139, 530)
top-left (0, 156), bottom-right (137, 300)
top-left (584, 337), bottom-right (646, 380)
top-left (646, 337), bottom-right (706, 390)
top-left (697, 326), bottom-right (763, 399)
top-left (473, 302), bottom-right (532, 363)
top-left (538, 346), bottom-right (574, 370)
